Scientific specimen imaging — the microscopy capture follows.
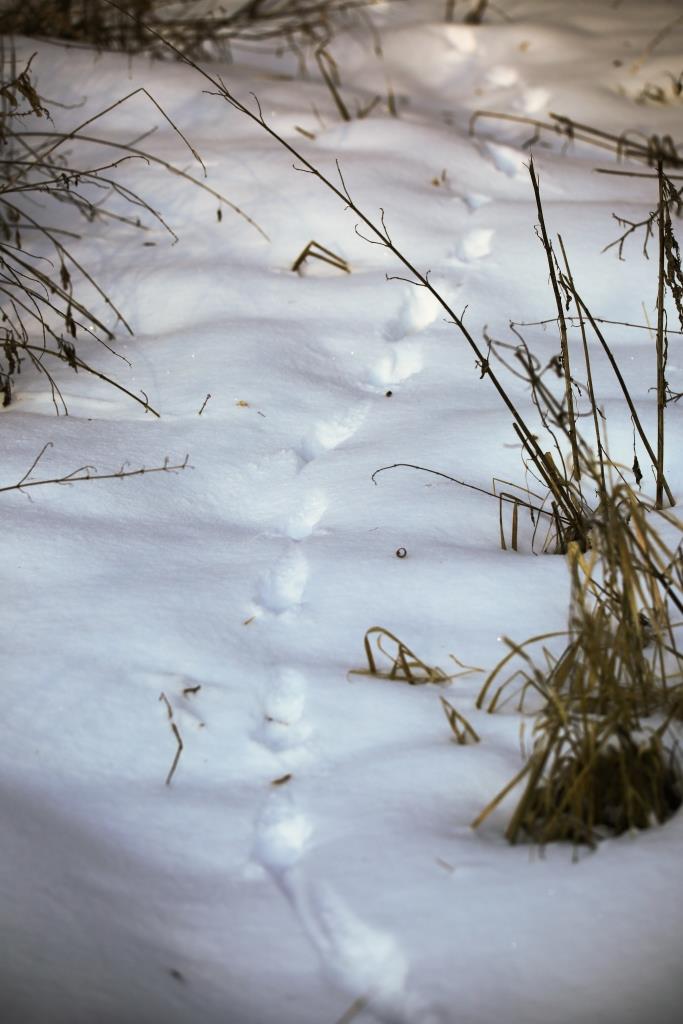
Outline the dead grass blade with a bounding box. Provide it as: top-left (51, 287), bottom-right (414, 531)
top-left (440, 696), bottom-right (480, 745)
top-left (159, 691), bottom-right (183, 786)
top-left (351, 627), bottom-right (452, 685)
top-left (291, 239), bottom-right (350, 273)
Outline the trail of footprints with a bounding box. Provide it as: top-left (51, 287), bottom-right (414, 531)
top-left (249, 666), bottom-right (429, 1019)
top-left (243, 136), bottom-right (500, 1015)
top-left (241, 286), bottom-right (454, 1022)
top-left (250, 284), bottom-right (444, 618)
top-left (240, 41), bottom-right (547, 1016)
top-left (478, 56), bottom-right (550, 179)
top-left (249, 668), bottom-right (438, 1022)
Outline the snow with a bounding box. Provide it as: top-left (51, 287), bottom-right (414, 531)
top-left (2, 2), bottom-right (682, 1023)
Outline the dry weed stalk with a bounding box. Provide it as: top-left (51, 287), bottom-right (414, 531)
top-left (159, 690), bottom-right (183, 786)
top-left (445, 1), bottom-right (498, 25)
top-left (472, 179), bottom-right (683, 843)
top-left (599, 163), bottom-right (683, 505)
top-left (637, 70), bottom-right (683, 106)
top-left (470, 110), bottom-right (682, 169)
top-left (484, 157), bottom-right (682, 555)
top-left (473, 704), bottom-right (681, 847)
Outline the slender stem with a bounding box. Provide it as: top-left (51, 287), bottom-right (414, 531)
top-left (656, 160), bottom-right (667, 507)
top-left (558, 235), bottom-right (606, 497)
top-left (528, 159), bottom-right (580, 482)
top-left (0, 455), bottom-right (190, 495)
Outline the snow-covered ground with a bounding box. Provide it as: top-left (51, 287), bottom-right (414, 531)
top-left (2, 2), bottom-right (683, 1022)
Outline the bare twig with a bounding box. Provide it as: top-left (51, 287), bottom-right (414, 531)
top-left (159, 691), bottom-right (184, 786)
top-left (528, 158), bottom-right (580, 482)
top-left (371, 461), bottom-right (557, 524)
top-left (655, 161), bottom-right (667, 506)
top-left (0, 448), bottom-right (190, 496)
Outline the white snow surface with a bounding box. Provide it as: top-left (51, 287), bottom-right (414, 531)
top-left (2, 3), bottom-right (683, 1023)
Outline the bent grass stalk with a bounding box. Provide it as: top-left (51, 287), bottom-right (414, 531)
top-left (351, 627), bottom-right (453, 685)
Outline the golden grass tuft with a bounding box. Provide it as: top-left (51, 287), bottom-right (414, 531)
top-left (474, 460), bottom-right (683, 847)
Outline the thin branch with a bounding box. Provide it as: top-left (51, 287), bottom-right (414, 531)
top-left (0, 452), bottom-right (191, 496)
top-left (371, 462), bottom-right (558, 522)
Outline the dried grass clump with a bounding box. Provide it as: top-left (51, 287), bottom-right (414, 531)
top-left (352, 627), bottom-right (453, 685)
top-left (3, 2), bottom-right (399, 124)
top-left (0, 40), bottom-right (258, 412)
top-left (0, 1), bottom-right (384, 60)
top-left (490, 711), bottom-right (681, 847)
top-left (479, 477), bottom-right (683, 720)
top-left (0, 0), bottom-right (155, 52)
top-left (474, 458), bottom-right (683, 847)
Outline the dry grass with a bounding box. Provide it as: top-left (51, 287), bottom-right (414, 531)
top-left (473, 709), bottom-right (681, 847)
top-left (474, 455), bottom-right (683, 847)
top-left (440, 696), bottom-right (480, 745)
top-left (0, 39), bottom-right (260, 411)
top-left (351, 627), bottom-right (453, 685)
top-left (0, 1), bottom-right (387, 65)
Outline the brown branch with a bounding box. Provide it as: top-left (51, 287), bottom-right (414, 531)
top-left (0, 449), bottom-right (190, 496)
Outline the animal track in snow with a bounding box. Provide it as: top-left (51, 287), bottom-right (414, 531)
top-left (383, 286), bottom-right (440, 342)
top-left (246, 664), bottom-right (438, 1021)
top-left (484, 66), bottom-right (548, 115)
top-left (444, 24), bottom-right (477, 55)
top-left (252, 865), bottom-right (441, 1024)
top-left (486, 65), bottom-right (519, 88)
top-left (285, 488), bottom-right (328, 541)
top-left (136, 670), bottom-right (207, 727)
top-left (301, 885), bottom-right (442, 1024)
top-left (454, 227), bottom-right (494, 263)
top-left (255, 545), bottom-right (309, 613)
top-left (252, 790), bottom-right (313, 874)
top-left (462, 191), bottom-right (492, 212)
top-left (298, 406), bottom-right (367, 463)
top-left (516, 86), bottom-right (550, 114)
top-left (253, 667), bottom-right (313, 755)
top-left (368, 341), bottom-right (423, 388)
top-left (483, 140), bottom-right (527, 179)
top-left (303, 885), bottom-right (409, 1007)
top-left (248, 675), bottom-right (438, 1021)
